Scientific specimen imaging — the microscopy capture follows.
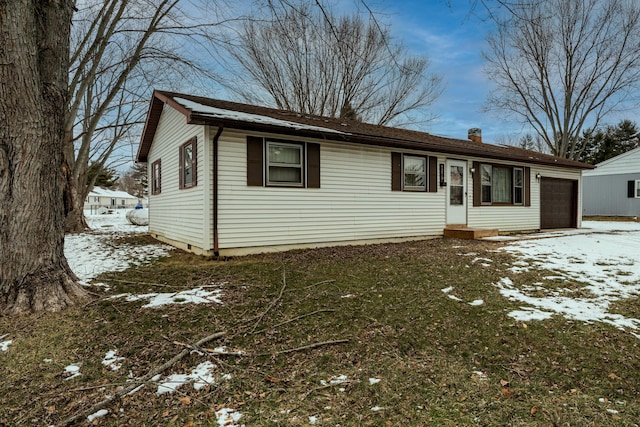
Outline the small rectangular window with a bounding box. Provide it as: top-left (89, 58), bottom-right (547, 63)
top-left (636, 180), bottom-right (640, 198)
top-left (403, 155), bottom-right (427, 191)
top-left (267, 141), bottom-right (303, 186)
top-left (179, 138), bottom-right (197, 189)
top-left (151, 159), bottom-right (161, 195)
top-left (513, 168), bottom-right (524, 205)
top-left (481, 164), bottom-right (492, 204)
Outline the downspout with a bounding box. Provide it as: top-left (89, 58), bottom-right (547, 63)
top-left (212, 125), bottom-right (223, 256)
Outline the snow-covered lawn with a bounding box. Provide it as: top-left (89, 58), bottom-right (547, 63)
top-left (494, 221), bottom-right (640, 337)
top-left (64, 210), bottom-right (171, 286)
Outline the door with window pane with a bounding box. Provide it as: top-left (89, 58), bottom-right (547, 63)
top-left (446, 159), bottom-right (467, 225)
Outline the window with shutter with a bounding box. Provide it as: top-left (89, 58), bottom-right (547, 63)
top-left (391, 153), bottom-right (438, 192)
top-left (631, 180), bottom-right (640, 198)
top-left (246, 137), bottom-right (320, 188)
top-left (473, 162), bottom-right (530, 206)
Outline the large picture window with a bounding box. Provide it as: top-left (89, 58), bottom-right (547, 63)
top-left (474, 162), bottom-right (529, 206)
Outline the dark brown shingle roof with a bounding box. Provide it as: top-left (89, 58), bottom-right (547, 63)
top-left (136, 90), bottom-right (593, 170)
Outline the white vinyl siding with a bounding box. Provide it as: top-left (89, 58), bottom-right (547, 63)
top-left (216, 130), bottom-right (445, 250)
top-left (147, 106), bottom-right (209, 252)
top-left (468, 160), bottom-right (583, 231)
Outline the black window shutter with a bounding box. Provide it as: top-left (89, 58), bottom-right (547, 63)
top-left (472, 161), bottom-right (481, 206)
top-left (524, 167), bottom-right (531, 206)
top-left (391, 152), bottom-right (402, 191)
top-left (247, 136), bottom-right (264, 186)
top-left (428, 156), bottom-right (437, 193)
top-left (629, 180), bottom-right (636, 198)
top-left (307, 143), bottom-right (320, 188)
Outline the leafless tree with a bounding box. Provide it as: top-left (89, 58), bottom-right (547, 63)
top-left (484, 0), bottom-right (640, 160)
top-left (63, 0), bottom-right (226, 232)
top-left (118, 163), bottom-right (148, 198)
top-left (0, 1), bottom-right (89, 314)
top-left (222, 1), bottom-right (443, 126)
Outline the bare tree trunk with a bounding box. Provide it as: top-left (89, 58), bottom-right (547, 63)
top-left (0, 1), bottom-right (88, 315)
top-left (63, 168), bottom-right (90, 233)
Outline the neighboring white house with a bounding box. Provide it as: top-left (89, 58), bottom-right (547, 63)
top-left (136, 90), bottom-right (594, 256)
top-left (84, 187), bottom-right (142, 212)
top-left (582, 146), bottom-right (640, 217)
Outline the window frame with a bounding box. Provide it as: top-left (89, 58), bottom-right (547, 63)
top-left (151, 159), bottom-right (161, 195)
top-left (474, 162), bottom-right (529, 207)
top-left (513, 167), bottom-right (524, 205)
top-left (247, 136), bottom-right (320, 189)
top-left (481, 164), bottom-right (492, 204)
top-left (636, 180), bottom-right (640, 198)
top-left (179, 137), bottom-right (197, 189)
top-left (266, 140), bottom-right (304, 187)
top-left (403, 155), bottom-right (427, 191)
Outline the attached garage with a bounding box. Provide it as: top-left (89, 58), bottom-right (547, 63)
top-left (540, 177), bottom-right (578, 229)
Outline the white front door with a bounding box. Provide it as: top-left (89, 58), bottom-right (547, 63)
top-left (446, 159), bottom-right (467, 225)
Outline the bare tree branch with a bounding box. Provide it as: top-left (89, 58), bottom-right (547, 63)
top-left (484, 0), bottom-right (640, 160)
top-left (220, 1), bottom-right (442, 126)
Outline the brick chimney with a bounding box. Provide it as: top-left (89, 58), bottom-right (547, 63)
top-left (468, 128), bottom-right (482, 143)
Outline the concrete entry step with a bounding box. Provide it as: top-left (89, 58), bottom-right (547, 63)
top-left (444, 225), bottom-right (499, 240)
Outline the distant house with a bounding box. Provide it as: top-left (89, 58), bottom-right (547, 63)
top-left (84, 187), bottom-right (141, 212)
top-left (136, 90), bottom-right (593, 256)
top-left (582, 146), bottom-right (640, 217)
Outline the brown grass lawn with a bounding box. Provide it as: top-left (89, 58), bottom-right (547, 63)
top-left (1, 236), bottom-right (639, 426)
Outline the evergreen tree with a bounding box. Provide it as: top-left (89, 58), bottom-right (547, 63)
top-left (88, 163), bottom-right (119, 188)
top-left (579, 120), bottom-right (640, 164)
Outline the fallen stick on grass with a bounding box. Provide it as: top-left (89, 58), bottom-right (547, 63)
top-left (250, 308), bottom-right (336, 335)
top-left (58, 331), bottom-right (226, 427)
top-left (256, 339), bottom-right (350, 357)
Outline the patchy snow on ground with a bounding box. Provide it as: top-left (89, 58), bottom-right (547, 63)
top-left (111, 287), bottom-right (224, 308)
top-left (496, 221), bottom-right (640, 337)
top-left (102, 350), bottom-right (124, 371)
top-left (0, 340), bottom-right (12, 352)
top-left (156, 361), bottom-right (225, 395)
top-left (215, 407), bottom-right (244, 427)
top-left (63, 364), bottom-right (82, 380)
top-left (87, 409), bottom-right (109, 422)
top-left (65, 210), bottom-right (171, 286)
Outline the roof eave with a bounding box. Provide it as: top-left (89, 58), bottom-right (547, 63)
top-left (189, 114), bottom-right (593, 170)
top-left (136, 91), bottom-right (195, 163)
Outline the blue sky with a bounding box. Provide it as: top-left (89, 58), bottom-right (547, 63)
top-left (202, 0), bottom-right (523, 145)
top-left (376, 0), bottom-right (520, 143)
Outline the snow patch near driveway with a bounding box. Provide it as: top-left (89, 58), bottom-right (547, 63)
top-left (496, 222), bottom-right (640, 336)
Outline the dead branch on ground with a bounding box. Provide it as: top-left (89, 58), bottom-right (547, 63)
top-left (58, 331), bottom-right (226, 427)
